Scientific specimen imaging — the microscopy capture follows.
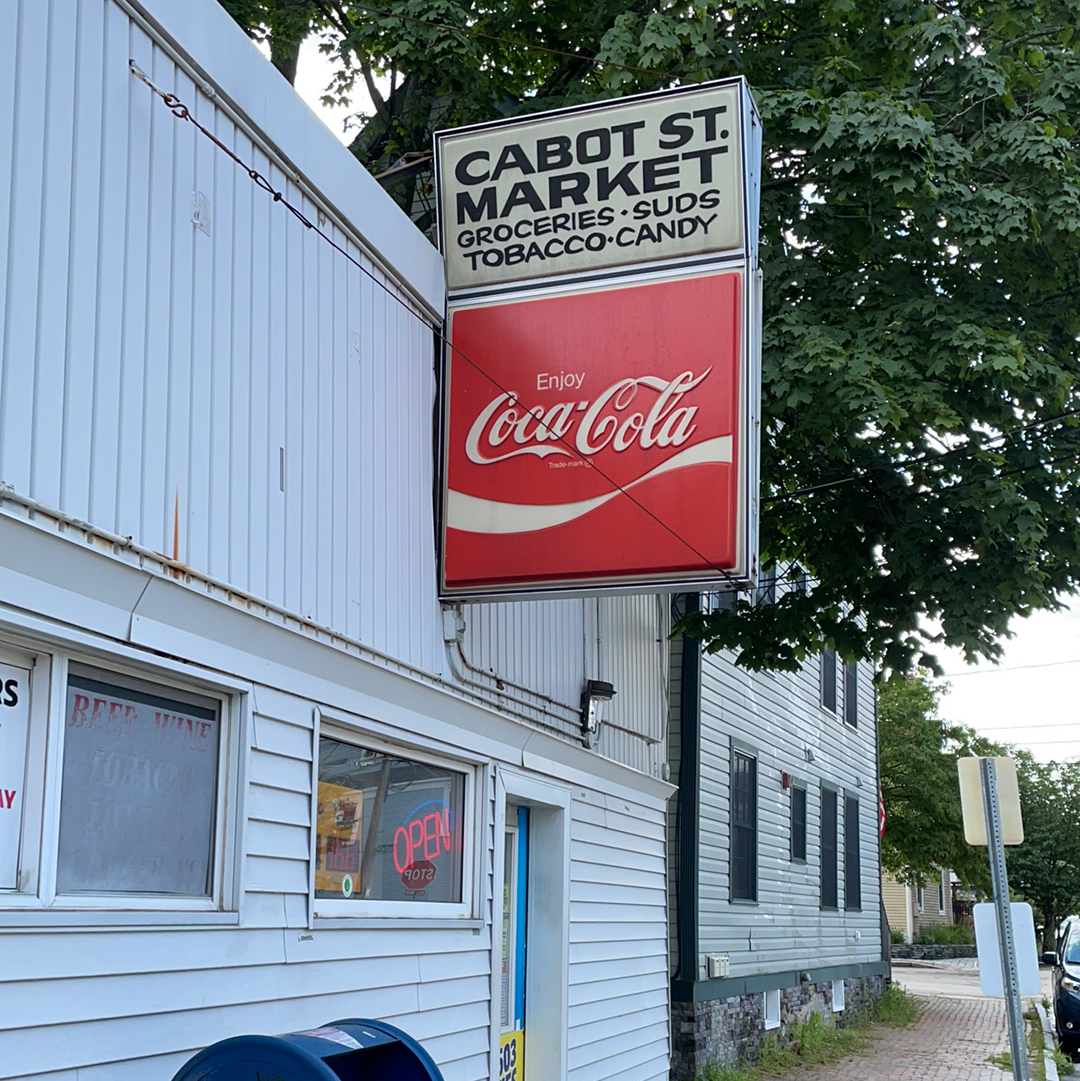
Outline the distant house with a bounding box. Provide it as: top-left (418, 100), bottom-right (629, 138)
top-left (882, 869), bottom-right (956, 941)
top-left (668, 590), bottom-right (885, 1078)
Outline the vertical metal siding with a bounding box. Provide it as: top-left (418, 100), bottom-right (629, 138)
top-left (0, 0), bottom-right (444, 674)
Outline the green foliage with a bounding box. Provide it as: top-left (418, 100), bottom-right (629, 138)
top-left (878, 671), bottom-right (1004, 887)
top-left (221, 0), bottom-right (1080, 671)
top-left (913, 924), bottom-right (974, 946)
top-left (872, 985), bottom-right (918, 1027)
top-left (890, 927), bottom-right (906, 944)
top-left (1006, 755), bottom-right (1080, 951)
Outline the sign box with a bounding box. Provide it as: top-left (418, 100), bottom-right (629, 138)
top-left (435, 80), bottom-right (761, 599)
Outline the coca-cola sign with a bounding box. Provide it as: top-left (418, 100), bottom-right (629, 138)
top-left (439, 272), bottom-right (749, 595)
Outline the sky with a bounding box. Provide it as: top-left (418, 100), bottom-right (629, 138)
top-left (933, 606), bottom-right (1080, 764)
top-left (284, 41), bottom-right (1080, 767)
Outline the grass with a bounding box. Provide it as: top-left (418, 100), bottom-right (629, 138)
top-left (697, 986), bottom-right (919, 1081)
top-left (987, 1008), bottom-right (1077, 1079)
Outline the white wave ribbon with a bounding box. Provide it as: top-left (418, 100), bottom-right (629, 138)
top-left (447, 436), bottom-right (732, 536)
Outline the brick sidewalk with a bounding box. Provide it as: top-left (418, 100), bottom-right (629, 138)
top-left (759, 995), bottom-right (1010, 1081)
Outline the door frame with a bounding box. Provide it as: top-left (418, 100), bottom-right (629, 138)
top-left (492, 766), bottom-right (571, 1081)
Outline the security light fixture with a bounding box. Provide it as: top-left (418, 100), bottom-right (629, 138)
top-left (580, 679), bottom-right (616, 745)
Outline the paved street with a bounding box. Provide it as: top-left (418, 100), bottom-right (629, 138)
top-left (759, 961), bottom-right (1052, 1081)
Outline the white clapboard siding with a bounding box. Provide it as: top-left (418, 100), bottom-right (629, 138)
top-left (567, 793), bottom-right (669, 1081)
top-left (0, 0), bottom-right (445, 675)
top-left (692, 640), bottom-right (881, 975)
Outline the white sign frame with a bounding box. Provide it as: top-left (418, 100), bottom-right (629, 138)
top-left (0, 659), bottom-right (32, 890)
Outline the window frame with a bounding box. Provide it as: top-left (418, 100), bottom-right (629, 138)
top-left (312, 717), bottom-right (482, 921)
top-left (843, 793), bottom-right (861, 911)
top-left (790, 781), bottom-right (807, 863)
top-left (1, 644), bottom-right (245, 922)
top-left (821, 648), bottom-right (837, 713)
top-left (729, 741), bottom-right (758, 904)
top-left (820, 784), bottom-right (839, 910)
top-left (763, 988), bottom-right (781, 1030)
top-left (938, 872), bottom-right (947, 916)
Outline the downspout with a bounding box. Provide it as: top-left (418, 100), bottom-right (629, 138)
top-left (673, 593), bottom-right (701, 993)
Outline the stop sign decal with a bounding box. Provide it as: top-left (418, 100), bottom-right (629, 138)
top-left (401, 859), bottom-right (438, 892)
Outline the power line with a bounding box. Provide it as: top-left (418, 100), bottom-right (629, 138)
top-left (130, 62), bottom-right (737, 586)
top-left (941, 657), bottom-right (1080, 677)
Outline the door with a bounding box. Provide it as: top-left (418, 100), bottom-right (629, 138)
top-left (500, 806), bottom-right (528, 1081)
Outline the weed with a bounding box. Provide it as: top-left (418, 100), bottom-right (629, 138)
top-left (873, 985), bottom-right (918, 1026)
top-left (913, 924), bottom-right (975, 946)
top-left (1053, 1046), bottom-right (1076, 1075)
top-left (755, 1036), bottom-right (797, 1075)
top-left (988, 1051), bottom-right (1012, 1070)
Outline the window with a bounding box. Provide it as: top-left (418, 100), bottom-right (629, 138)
top-left (731, 748), bottom-right (757, 902)
top-left (316, 734), bottom-right (468, 911)
top-left (756, 561), bottom-right (777, 606)
top-left (938, 872), bottom-right (946, 916)
top-left (820, 786), bottom-right (838, 909)
top-left (821, 648), bottom-right (837, 712)
top-left (763, 988), bottom-right (780, 1030)
top-left (832, 979), bottom-right (845, 1012)
top-left (917, 886), bottom-right (925, 914)
top-left (57, 669), bottom-right (223, 897)
top-left (2, 651), bottom-right (238, 917)
top-left (843, 795), bottom-right (861, 910)
top-left (843, 662), bottom-right (858, 727)
top-left (790, 783), bottom-right (807, 862)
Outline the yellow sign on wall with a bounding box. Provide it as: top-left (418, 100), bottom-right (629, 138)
top-left (499, 1030), bottom-right (523, 1081)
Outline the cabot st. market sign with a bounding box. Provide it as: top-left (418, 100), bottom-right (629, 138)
top-left (434, 78), bottom-right (762, 600)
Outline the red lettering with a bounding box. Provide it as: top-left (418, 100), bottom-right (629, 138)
top-left (393, 826), bottom-right (410, 873)
top-left (91, 697), bottom-right (108, 729)
top-left (69, 694), bottom-right (90, 727)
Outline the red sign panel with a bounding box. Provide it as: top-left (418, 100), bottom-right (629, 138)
top-left (440, 272), bottom-right (744, 595)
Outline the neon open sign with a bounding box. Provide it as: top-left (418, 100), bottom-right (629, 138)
top-left (392, 800), bottom-right (455, 874)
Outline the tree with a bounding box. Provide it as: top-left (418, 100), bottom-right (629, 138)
top-left (878, 671), bottom-right (1003, 890)
top-left (1006, 755), bottom-right (1080, 952)
top-left (222, 0), bottom-right (1080, 672)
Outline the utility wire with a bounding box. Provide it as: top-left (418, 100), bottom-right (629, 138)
top-left (941, 657), bottom-right (1080, 677)
top-left (129, 61), bottom-right (738, 586)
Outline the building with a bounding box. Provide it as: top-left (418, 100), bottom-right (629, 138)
top-left (668, 592), bottom-right (885, 1078)
top-left (882, 868), bottom-right (957, 942)
top-left (0, 1), bottom-right (672, 1077)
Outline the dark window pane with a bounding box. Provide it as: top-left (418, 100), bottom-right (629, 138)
top-left (731, 751), bottom-right (757, 901)
top-left (822, 649), bottom-right (837, 712)
top-left (844, 796), bottom-right (861, 909)
top-left (791, 786), bottom-right (807, 861)
top-left (821, 787), bottom-right (838, 908)
top-left (844, 663), bottom-right (858, 727)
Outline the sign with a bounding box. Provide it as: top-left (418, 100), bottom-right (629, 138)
top-left (315, 781), bottom-right (364, 895)
top-left (0, 661), bottom-right (30, 890)
top-left (435, 79), bottom-right (761, 599)
top-left (440, 271), bottom-right (750, 594)
top-left (436, 80), bottom-right (755, 292)
top-left (499, 1030), bottom-right (523, 1081)
top-left (958, 757), bottom-right (1024, 845)
top-left (974, 901), bottom-right (1040, 996)
top-left (400, 858), bottom-right (437, 894)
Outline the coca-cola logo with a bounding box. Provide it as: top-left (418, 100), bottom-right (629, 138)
top-left (464, 368), bottom-right (712, 465)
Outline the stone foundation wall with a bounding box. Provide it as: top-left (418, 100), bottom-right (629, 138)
top-left (670, 974), bottom-right (886, 1081)
top-left (890, 944), bottom-right (975, 960)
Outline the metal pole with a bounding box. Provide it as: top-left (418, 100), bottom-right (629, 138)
top-left (981, 757), bottom-right (1030, 1081)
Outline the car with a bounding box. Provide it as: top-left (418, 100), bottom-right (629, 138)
top-left (1044, 926), bottom-right (1080, 1050)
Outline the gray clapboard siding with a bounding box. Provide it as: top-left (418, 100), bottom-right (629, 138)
top-left (691, 638), bottom-right (881, 976)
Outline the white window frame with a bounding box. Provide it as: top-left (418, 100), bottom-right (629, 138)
top-left (763, 988), bottom-right (781, 1030)
top-left (312, 713), bottom-right (483, 922)
top-left (831, 979), bottom-right (845, 1012)
top-left (938, 871), bottom-right (947, 915)
top-left (0, 639), bottom-right (247, 925)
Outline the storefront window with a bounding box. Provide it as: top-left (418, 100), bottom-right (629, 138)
top-left (56, 669), bottom-right (221, 896)
top-left (316, 735), bottom-right (465, 904)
